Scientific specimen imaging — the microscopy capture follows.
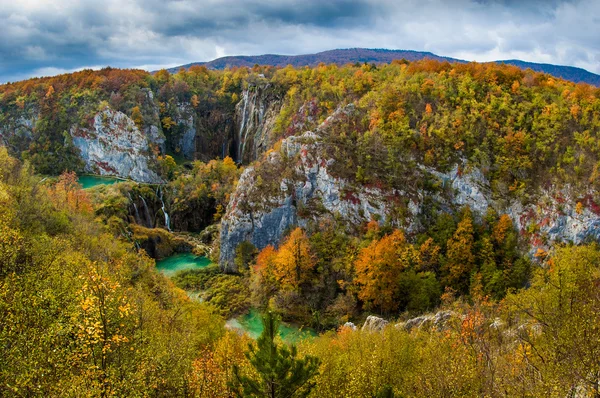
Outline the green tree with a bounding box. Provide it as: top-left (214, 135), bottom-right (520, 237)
top-left (235, 241), bottom-right (258, 271)
top-left (231, 311), bottom-right (320, 398)
top-left (443, 207), bottom-right (476, 293)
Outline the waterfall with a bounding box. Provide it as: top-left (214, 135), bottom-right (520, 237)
top-left (139, 195), bottom-right (153, 228)
top-left (240, 90), bottom-right (256, 162)
top-left (237, 90), bottom-right (249, 161)
top-left (157, 187), bottom-right (171, 232)
top-left (127, 192), bottom-right (142, 224)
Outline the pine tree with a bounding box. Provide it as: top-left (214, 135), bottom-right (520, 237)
top-left (231, 311), bottom-right (320, 398)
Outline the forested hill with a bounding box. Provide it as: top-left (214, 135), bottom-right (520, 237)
top-left (168, 48), bottom-right (600, 86)
top-left (168, 49), bottom-right (457, 71)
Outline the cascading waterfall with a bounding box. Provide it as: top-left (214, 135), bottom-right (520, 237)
top-left (240, 90), bottom-right (257, 162)
top-left (139, 195), bottom-right (153, 227)
top-left (237, 90), bottom-right (249, 161)
top-left (127, 192), bottom-right (142, 224)
top-left (157, 186), bottom-right (171, 232)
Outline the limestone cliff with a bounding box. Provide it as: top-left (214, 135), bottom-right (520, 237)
top-left (220, 107), bottom-right (404, 272)
top-left (434, 165), bottom-right (600, 255)
top-left (70, 108), bottom-right (163, 183)
top-left (220, 106), bottom-right (600, 272)
top-left (0, 106), bottom-right (38, 154)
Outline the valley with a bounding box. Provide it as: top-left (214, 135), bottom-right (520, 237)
top-left (3, 56), bottom-right (600, 396)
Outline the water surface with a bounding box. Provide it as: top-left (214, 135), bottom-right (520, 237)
top-left (226, 308), bottom-right (317, 342)
top-left (155, 253), bottom-right (211, 277)
top-left (78, 175), bottom-right (122, 189)
top-left (156, 254), bottom-right (316, 341)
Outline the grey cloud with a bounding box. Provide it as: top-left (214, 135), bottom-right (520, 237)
top-left (0, 0), bottom-right (598, 83)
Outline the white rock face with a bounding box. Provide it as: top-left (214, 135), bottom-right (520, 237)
top-left (219, 129), bottom-right (395, 272)
top-left (70, 108), bottom-right (162, 183)
top-left (398, 310), bottom-right (455, 332)
top-left (342, 322), bottom-right (357, 331)
top-left (362, 316), bottom-right (389, 332)
top-left (428, 164), bottom-right (490, 217)
top-left (0, 110), bottom-right (38, 148)
top-left (429, 163), bottom-right (600, 255)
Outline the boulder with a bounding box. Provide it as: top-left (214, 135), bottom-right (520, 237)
top-left (362, 315), bottom-right (389, 332)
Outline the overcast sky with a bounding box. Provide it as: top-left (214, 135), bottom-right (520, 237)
top-left (0, 0), bottom-right (598, 83)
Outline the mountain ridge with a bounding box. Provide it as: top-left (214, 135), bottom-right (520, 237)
top-left (166, 48), bottom-right (600, 86)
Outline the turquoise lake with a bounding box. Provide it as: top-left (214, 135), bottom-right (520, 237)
top-left (78, 175), bottom-right (123, 189)
top-left (155, 253), bottom-right (212, 277)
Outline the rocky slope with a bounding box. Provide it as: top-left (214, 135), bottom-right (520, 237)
top-left (219, 105), bottom-right (600, 272)
top-left (220, 106), bottom-right (404, 272)
top-left (71, 108), bottom-right (163, 183)
top-left (0, 106), bottom-right (38, 154)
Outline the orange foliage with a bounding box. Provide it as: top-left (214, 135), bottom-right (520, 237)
top-left (189, 332), bottom-right (250, 397)
top-left (492, 214), bottom-right (513, 245)
top-left (254, 245), bottom-right (277, 278)
top-left (273, 228), bottom-right (316, 289)
top-left (47, 171), bottom-right (92, 214)
top-left (425, 103), bottom-right (433, 115)
top-left (354, 230), bottom-right (410, 312)
top-left (418, 237), bottom-right (440, 272)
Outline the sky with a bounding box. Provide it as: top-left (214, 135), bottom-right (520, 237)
top-left (0, 0), bottom-right (598, 83)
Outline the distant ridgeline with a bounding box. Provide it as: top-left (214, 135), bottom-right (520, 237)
top-left (167, 48), bottom-right (600, 87)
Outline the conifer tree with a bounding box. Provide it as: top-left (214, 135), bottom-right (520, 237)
top-left (231, 311), bottom-right (320, 398)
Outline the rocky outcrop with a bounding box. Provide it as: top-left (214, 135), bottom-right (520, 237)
top-left (342, 322), bottom-right (357, 331)
top-left (430, 163), bottom-right (600, 255)
top-left (71, 108), bottom-right (163, 183)
top-left (219, 131), bottom-right (396, 271)
top-left (130, 224), bottom-right (193, 259)
top-left (0, 108), bottom-right (38, 153)
top-left (171, 103), bottom-right (197, 160)
top-left (362, 316), bottom-right (389, 332)
top-left (235, 84), bottom-right (282, 163)
top-left (397, 310), bottom-right (456, 332)
top-left (220, 105), bottom-right (422, 272)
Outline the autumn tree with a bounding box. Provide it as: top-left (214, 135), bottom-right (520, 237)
top-left (506, 245), bottom-right (600, 396)
top-left (354, 230), bottom-right (417, 313)
top-left (47, 171), bottom-right (93, 214)
top-left (443, 207), bottom-right (476, 294)
top-left (251, 245), bottom-right (280, 307)
top-left (130, 105), bottom-right (143, 129)
top-left (273, 228), bottom-right (316, 290)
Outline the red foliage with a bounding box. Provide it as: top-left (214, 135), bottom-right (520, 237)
top-left (342, 189), bottom-right (360, 205)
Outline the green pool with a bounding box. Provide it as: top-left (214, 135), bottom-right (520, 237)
top-left (78, 175), bottom-right (123, 189)
top-left (156, 254), bottom-right (316, 341)
top-left (226, 308), bottom-right (317, 342)
top-left (155, 253), bottom-right (212, 277)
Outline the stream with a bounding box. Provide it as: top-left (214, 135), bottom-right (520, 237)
top-left (156, 253), bottom-right (316, 341)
